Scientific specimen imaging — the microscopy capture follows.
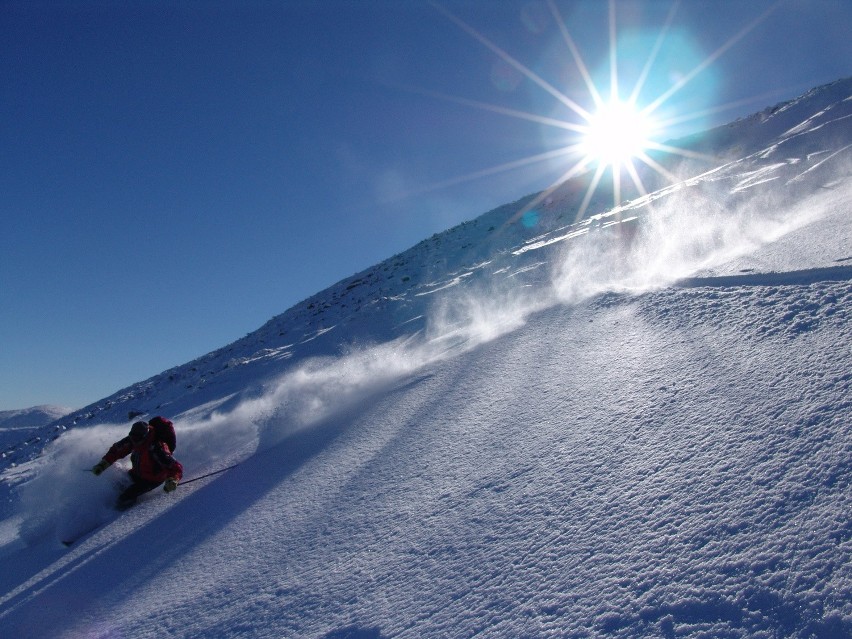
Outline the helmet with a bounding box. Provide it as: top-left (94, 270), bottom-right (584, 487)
top-left (129, 421), bottom-right (150, 444)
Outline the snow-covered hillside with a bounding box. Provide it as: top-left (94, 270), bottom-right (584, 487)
top-left (0, 406), bottom-right (71, 463)
top-left (0, 406), bottom-right (71, 431)
top-left (1, 78), bottom-right (850, 638)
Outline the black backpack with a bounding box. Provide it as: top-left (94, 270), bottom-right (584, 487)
top-left (149, 416), bottom-right (177, 453)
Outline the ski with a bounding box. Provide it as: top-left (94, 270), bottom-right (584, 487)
top-left (61, 524), bottom-right (100, 547)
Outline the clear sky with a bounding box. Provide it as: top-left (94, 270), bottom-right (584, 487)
top-left (2, 0), bottom-right (851, 412)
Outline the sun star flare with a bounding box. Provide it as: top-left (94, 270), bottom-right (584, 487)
top-left (423, 0), bottom-right (783, 229)
top-left (580, 99), bottom-right (655, 169)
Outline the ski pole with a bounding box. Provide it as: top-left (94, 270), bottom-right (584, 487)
top-left (180, 463), bottom-right (240, 486)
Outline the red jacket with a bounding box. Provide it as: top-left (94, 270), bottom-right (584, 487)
top-left (104, 430), bottom-right (183, 484)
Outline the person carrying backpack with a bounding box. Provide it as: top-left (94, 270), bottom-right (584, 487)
top-left (92, 419), bottom-right (183, 508)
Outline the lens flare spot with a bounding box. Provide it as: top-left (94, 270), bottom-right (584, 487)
top-left (522, 210), bottom-right (540, 228)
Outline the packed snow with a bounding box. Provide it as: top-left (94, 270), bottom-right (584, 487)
top-left (1, 79), bottom-right (851, 638)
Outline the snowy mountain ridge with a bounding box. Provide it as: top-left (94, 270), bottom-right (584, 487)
top-left (0, 78), bottom-right (850, 638)
top-left (0, 406), bottom-right (72, 466)
top-left (4, 78), bottom-right (850, 471)
top-left (0, 406), bottom-right (71, 429)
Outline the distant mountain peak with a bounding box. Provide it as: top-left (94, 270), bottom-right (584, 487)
top-left (0, 405), bottom-right (73, 429)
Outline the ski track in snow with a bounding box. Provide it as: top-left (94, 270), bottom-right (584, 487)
top-left (1, 79), bottom-right (852, 639)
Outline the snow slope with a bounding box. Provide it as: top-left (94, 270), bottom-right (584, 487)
top-left (0, 406), bottom-right (71, 464)
top-left (0, 79), bottom-right (850, 638)
top-left (0, 407), bottom-right (71, 430)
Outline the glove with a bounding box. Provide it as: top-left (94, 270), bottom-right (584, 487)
top-left (92, 460), bottom-right (110, 476)
top-left (164, 478), bottom-right (178, 493)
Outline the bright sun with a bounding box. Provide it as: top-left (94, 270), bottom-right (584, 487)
top-left (580, 99), bottom-right (654, 169)
top-left (431, 1), bottom-right (775, 223)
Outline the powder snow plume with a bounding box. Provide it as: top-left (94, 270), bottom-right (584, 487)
top-left (550, 178), bottom-right (833, 303)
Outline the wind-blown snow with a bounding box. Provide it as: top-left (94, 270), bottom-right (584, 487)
top-left (1, 79), bottom-right (851, 638)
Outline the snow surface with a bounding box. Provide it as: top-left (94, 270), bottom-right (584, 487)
top-left (1, 79), bottom-right (851, 638)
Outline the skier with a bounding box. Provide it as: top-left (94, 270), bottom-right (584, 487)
top-left (91, 420), bottom-right (184, 507)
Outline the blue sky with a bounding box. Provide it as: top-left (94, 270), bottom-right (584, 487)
top-left (2, 0), bottom-right (851, 412)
